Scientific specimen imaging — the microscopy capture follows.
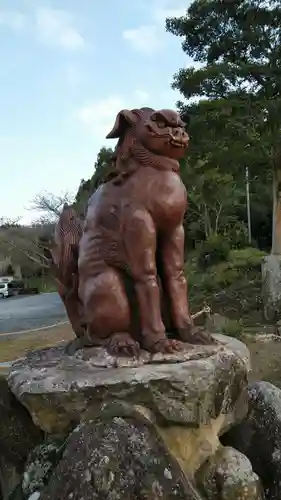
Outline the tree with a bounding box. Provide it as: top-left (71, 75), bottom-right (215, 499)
top-left (75, 147), bottom-right (114, 215)
top-left (0, 192), bottom-right (72, 272)
top-left (166, 0), bottom-right (281, 252)
top-left (0, 215), bottom-right (55, 276)
top-left (31, 191), bottom-right (73, 224)
top-left (182, 158), bottom-right (243, 240)
top-left (177, 96), bottom-right (270, 246)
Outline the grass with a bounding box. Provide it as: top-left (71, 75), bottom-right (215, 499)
top-left (0, 324), bottom-right (73, 363)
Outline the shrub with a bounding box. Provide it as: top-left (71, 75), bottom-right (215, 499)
top-left (229, 247), bottom-right (266, 270)
top-left (197, 235), bottom-right (230, 269)
top-left (224, 221), bottom-right (249, 249)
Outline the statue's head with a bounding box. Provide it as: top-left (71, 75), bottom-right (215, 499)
top-left (106, 107), bottom-right (189, 160)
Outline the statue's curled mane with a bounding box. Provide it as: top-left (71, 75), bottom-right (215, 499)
top-left (103, 108), bottom-right (156, 186)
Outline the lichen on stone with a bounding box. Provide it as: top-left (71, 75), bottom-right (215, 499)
top-left (21, 437), bottom-right (67, 498)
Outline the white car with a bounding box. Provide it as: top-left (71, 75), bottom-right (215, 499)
top-left (0, 283), bottom-right (13, 298)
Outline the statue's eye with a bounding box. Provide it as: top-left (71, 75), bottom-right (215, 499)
top-left (157, 121), bottom-right (166, 128)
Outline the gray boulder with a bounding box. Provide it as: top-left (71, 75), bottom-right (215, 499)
top-left (0, 376), bottom-right (42, 499)
top-left (196, 445), bottom-right (264, 499)
top-left (222, 380), bottom-right (281, 499)
top-left (40, 404), bottom-right (204, 499)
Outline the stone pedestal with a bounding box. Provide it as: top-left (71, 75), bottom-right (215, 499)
top-left (8, 336), bottom-right (248, 438)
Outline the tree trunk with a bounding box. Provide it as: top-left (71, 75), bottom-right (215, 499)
top-left (203, 205), bottom-right (212, 239)
top-left (271, 168), bottom-right (281, 254)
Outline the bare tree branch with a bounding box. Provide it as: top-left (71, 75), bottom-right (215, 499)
top-left (30, 191), bottom-right (74, 223)
top-left (0, 225), bottom-right (52, 270)
top-left (6, 240), bottom-right (50, 269)
top-left (0, 191), bottom-right (78, 273)
top-left (0, 216), bottom-right (21, 228)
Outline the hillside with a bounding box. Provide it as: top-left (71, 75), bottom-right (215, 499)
top-left (186, 247), bottom-right (266, 327)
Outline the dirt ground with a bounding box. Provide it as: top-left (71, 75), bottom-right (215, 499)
top-left (1, 325), bottom-right (281, 387)
top-left (246, 337), bottom-right (281, 386)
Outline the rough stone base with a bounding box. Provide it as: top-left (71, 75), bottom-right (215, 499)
top-left (7, 337), bottom-right (249, 438)
top-left (4, 334), bottom-right (260, 499)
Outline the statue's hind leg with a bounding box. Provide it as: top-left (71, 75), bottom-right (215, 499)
top-left (55, 278), bottom-right (85, 338)
top-left (79, 268), bottom-right (140, 357)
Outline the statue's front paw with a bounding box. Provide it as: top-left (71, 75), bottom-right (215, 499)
top-left (178, 325), bottom-right (218, 345)
top-left (65, 338), bottom-right (83, 356)
top-left (142, 333), bottom-right (184, 354)
top-left (106, 333), bottom-right (140, 358)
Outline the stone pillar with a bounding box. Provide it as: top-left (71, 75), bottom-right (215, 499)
top-left (262, 254), bottom-right (281, 321)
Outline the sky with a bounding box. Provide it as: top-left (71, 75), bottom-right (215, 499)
top-left (0, 0), bottom-right (193, 223)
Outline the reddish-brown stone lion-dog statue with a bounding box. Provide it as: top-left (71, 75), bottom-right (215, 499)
top-left (76, 107), bottom-right (215, 356)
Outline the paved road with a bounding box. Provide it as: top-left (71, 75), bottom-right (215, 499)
top-left (0, 292), bottom-right (67, 333)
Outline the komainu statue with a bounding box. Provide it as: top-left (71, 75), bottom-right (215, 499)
top-left (53, 107), bottom-right (215, 356)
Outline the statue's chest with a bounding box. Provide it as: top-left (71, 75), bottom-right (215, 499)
top-left (132, 169), bottom-right (187, 230)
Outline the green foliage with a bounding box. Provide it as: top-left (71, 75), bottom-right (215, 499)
top-left (75, 147), bottom-right (114, 215)
top-left (223, 221), bottom-right (249, 249)
top-left (166, 1), bottom-right (281, 105)
top-left (197, 235), bottom-right (230, 269)
top-left (179, 98), bottom-right (269, 183)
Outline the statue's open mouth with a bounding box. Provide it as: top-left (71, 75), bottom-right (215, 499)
top-left (169, 136), bottom-right (187, 148)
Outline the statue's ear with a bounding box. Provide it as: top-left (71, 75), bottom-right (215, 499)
top-left (106, 109), bottom-right (138, 139)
